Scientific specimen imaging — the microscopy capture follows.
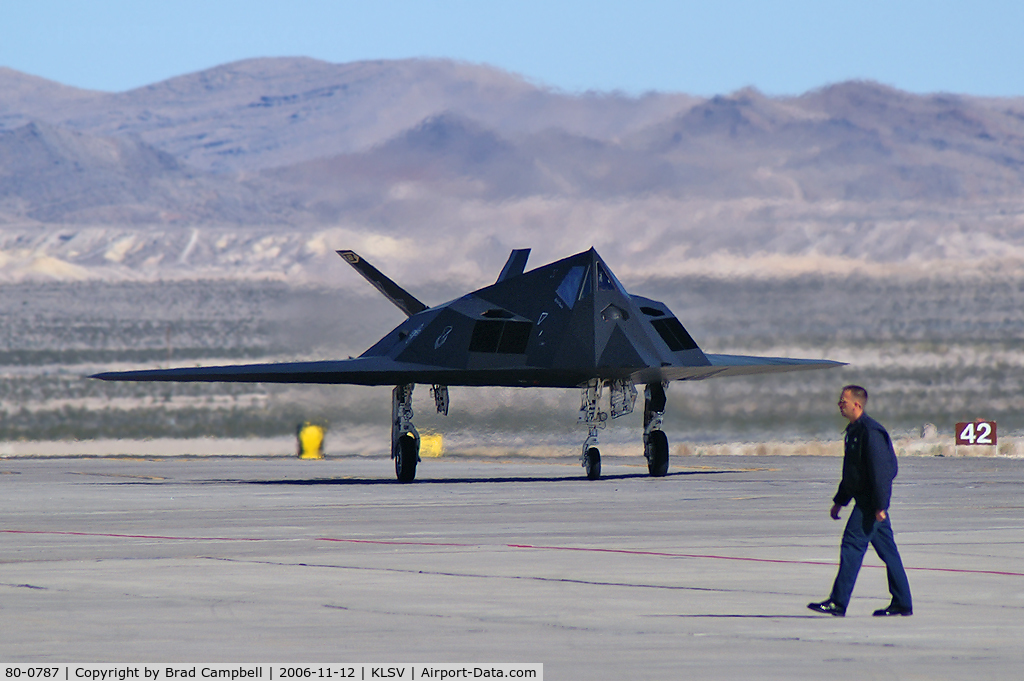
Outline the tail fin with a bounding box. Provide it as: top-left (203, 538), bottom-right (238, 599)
top-left (337, 250), bottom-right (428, 317)
top-left (496, 249), bottom-right (531, 283)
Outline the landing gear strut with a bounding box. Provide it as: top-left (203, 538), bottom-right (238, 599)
top-left (392, 384), bottom-right (419, 482)
top-left (391, 383), bottom-right (449, 482)
top-left (578, 380), bottom-right (605, 480)
top-left (644, 382), bottom-right (669, 476)
top-left (578, 379), bottom-right (637, 480)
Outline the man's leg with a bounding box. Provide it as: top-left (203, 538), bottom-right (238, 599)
top-left (870, 513), bottom-right (913, 610)
top-left (829, 504), bottom-right (871, 608)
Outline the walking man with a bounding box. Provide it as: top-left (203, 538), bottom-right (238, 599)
top-left (808, 385), bottom-right (913, 617)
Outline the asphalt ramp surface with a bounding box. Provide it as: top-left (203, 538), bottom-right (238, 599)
top-left (2, 454), bottom-right (1022, 680)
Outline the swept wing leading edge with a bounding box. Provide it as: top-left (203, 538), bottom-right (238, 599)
top-left (91, 354), bottom-right (841, 388)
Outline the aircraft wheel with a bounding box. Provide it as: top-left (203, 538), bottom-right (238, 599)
top-left (647, 431), bottom-right (669, 477)
top-left (395, 434), bottom-right (419, 482)
top-left (584, 447), bottom-right (601, 480)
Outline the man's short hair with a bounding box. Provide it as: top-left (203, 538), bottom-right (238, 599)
top-left (842, 385), bottom-right (868, 405)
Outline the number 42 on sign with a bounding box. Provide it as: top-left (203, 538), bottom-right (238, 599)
top-left (956, 420), bottom-right (997, 446)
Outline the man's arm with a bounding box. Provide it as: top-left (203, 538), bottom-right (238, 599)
top-left (831, 503), bottom-right (884, 521)
top-left (866, 426), bottom-right (897, 519)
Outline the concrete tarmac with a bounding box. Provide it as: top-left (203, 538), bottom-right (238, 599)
top-left (2, 453), bottom-right (1023, 679)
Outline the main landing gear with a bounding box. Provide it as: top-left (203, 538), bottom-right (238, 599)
top-left (391, 383), bottom-right (449, 482)
top-left (392, 384), bottom-right (419, 482)
top-left (643, 382), bottom-right (669, 477)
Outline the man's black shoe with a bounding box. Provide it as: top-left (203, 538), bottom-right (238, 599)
top-left (807, 600), bottom-right (846, 617)
top-left (873, 604), bottom-right (913, 617)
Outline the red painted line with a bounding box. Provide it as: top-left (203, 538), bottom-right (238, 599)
top-left (504, 543), bottom-right (1024, 577)
top-left (6, 529), bottom-right (1022, 578)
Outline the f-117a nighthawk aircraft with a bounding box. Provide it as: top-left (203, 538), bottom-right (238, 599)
top-left (93, 248), bottom-right (841, 481)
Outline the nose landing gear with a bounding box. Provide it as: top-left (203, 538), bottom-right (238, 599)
top-left (578, 380), bottom-right (606, 480)
top-left (578, 379), bottom-right (639, 480)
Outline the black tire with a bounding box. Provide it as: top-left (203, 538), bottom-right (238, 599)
top-left (584, 447), bottom-right (601, 480)
top-left (647, 430), bottom-right (669, 477)
top-left (395, 434), bottom-right (419, 482)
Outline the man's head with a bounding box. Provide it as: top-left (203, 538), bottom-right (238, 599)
top-left (838, 385), bottom-right (868, 423)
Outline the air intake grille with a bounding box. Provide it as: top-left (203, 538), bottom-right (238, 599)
top-left (651, 317), bottom-right (698, 352)
top-left (469, 320), bottom-right (533, 354)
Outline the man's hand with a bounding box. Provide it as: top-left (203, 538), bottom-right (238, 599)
top-left (876, 509), bottom-right (887, 522)
top-left (830, 503), bottom-right (842, 520)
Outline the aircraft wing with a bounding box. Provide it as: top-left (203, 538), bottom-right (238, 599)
top-left (704, 353), bottom-right (844, 376)
top-left (92, 353), bottom-right (844, 389)
top-left (92, 358), bottom-right (460, 387)
top-left (627, 354), bottom-right (844, 384)
top-left (92, 358), bottom-right (596, 389)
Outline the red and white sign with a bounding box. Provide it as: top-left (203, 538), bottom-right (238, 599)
top-left (956, 421), bottom-right (997, 446)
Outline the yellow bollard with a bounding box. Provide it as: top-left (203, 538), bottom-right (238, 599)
top-left (419, 432), bottom-right (444, 458)
top-left (296, 422), bottom-right (325, 459)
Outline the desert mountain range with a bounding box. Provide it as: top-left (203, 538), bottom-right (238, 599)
top-left (3, 57), bottom-right (1024, 283)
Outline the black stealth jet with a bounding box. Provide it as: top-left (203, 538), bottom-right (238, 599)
top-left (92, 248), bottom-right (842, 481)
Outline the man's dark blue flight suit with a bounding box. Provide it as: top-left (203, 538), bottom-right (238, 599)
top-left (829, 413), bottom-right (913, 612)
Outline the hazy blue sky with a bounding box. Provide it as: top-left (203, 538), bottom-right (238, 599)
top-left (2, 0), bottom-right (1022, 96)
